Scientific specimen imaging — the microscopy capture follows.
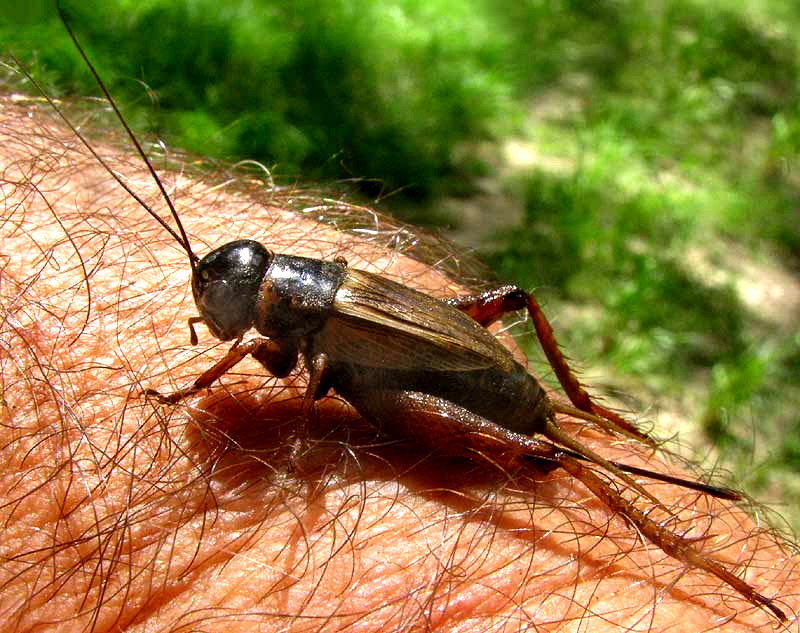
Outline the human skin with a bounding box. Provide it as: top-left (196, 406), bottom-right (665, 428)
top-left (0, 97), bottom-right (798, 632)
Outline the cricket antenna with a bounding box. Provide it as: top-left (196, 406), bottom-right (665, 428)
top-left (53, 1), bottom-right (199, 274)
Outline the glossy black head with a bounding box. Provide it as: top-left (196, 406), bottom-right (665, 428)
top-left (192, 240), bottom-right (271, 340)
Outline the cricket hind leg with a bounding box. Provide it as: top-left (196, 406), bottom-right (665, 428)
top-left (347, 388), bottom-right (785, 621)
top-left (558, 454), bottom-right (787, 622)
top-left (448, 286), bottom-right (655, 446)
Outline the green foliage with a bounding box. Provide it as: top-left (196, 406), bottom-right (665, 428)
top-left (4, 0), bottom-right (512, 196)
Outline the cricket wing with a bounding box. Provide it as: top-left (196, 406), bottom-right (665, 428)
top-left (324, 269), bottom-right (516, 372)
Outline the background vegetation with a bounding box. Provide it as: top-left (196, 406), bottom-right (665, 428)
top-left (3, 0), bottom-right (799, 530)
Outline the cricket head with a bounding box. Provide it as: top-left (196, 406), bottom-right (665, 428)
top-left (192, 240), bottom-right (272, 341)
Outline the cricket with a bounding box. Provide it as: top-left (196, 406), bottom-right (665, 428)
top-left (11, 3), bottom-right (791, 625)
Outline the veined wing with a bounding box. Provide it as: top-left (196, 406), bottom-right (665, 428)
top-left (324, 269), bottom-right (516, 372)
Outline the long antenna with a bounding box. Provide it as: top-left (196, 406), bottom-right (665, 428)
top-left (51, 1), bottom-right (199, 274)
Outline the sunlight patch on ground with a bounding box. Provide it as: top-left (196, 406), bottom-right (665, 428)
top-left (685, 243), bottom-right (800, 332)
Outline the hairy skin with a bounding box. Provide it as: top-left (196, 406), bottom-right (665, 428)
top-left (0, 97), bottom-right (798, 632)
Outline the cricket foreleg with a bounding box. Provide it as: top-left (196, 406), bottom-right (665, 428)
top-left (449, 286), bottom-right (654, 446)
top-left (145, 337), bottom-right (298, 404)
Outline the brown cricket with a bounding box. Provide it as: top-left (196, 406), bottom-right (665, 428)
top-left (16, 3), bottom-right (787, 623)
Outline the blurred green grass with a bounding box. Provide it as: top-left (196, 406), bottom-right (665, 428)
top-left (4, 0), bottom-right (514, 196)
top-left (4, 0), bottom-right (799, 528)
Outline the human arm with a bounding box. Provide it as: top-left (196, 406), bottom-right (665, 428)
top-left (0, 96), bottom-right (796, 632)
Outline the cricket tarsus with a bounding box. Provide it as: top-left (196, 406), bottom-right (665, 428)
top-left (46, 5), bottom-right (785, 622)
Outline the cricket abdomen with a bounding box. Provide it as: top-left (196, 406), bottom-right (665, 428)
top-left (326, 359), bottom-right (552, 438)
